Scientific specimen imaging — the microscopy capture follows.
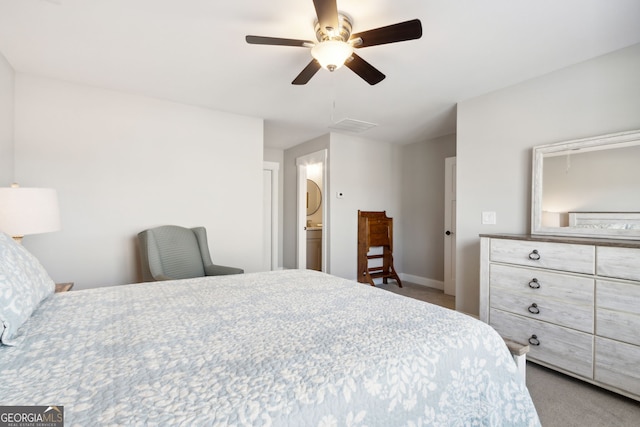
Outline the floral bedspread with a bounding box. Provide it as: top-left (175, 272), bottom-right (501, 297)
top-left (0, 270), bottom-right (540, 426)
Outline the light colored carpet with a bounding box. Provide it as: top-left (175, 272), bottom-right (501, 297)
top-left (379, 281), bottom-right (640, 426)
top-left (375, 280), bottom-right (455, 309)
top-left (526, 362), bottom-right (640, 427)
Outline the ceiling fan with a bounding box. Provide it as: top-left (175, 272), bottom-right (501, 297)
top-left (246, 0), bottom-right (422, 85)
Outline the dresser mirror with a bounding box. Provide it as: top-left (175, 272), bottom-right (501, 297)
top-left (531, 129), bottom-right (640, 239)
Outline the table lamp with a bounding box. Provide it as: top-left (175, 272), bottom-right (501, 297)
top-left (0, 183), bottom-right (61, 244)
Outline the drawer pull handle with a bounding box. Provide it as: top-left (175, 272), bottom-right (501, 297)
top-left (528, 249), bottom-right (541, 260)
top-left (528, 278), bottom-right (540, 289)
top-left (528, 303), bottom-right (540, 314)
top-left (528, 335), bottom-right (540, 346)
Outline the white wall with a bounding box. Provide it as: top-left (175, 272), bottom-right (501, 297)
top-left (456, 43), bottom-right (640, 315)
top-left (399, 134), bottom-right (456, 286)
top-left (282, 133), bottom-right (401, 279)
top-left (328, 133), bottom-right (401, 280)
top-left (14, 74), bottom-right (264, 289)
top-left (0, 52), bottom-right (13, 184)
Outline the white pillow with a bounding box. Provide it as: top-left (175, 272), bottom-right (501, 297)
top-left (0, 232), bottom-right (55, 345)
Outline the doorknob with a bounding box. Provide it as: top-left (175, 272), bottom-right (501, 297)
top-left (445, 230), bottom-right (452, 236)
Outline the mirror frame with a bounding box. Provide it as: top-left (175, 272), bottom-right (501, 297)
top-left (306, 179), bottom-right (322, 216)
top-left (531, 129), bottom-right (640, 240)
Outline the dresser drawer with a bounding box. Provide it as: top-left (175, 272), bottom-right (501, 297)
top-left (596, 279), bottom-right (640, 346)
top-left (597, 246), bottom-right (640, 281)
top-left (490, 239), bottom-right (594, 274)
top-left (595, 337), bottom-right (640, 398)
top-left (490, 289), bottom-right (593, 333)
top-left (489, 264), bottom-right (594, 305)
top-left (489, 264), bottom-right (594, 332)
top-left (490, 309), bottom-right (593, 378)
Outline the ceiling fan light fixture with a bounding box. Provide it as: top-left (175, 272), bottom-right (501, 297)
top-left (245, 1), bottom-right (422, 85)
top-left (311, 40), bottom-right (353, 71)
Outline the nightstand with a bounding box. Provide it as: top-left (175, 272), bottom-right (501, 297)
top-left (55, 282), bottom-right (74, 293)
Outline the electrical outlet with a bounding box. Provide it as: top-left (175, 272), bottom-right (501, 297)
top-left (482, 211), bottom-right (497, 225)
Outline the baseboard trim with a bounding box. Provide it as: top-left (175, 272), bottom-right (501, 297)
top-left (461, 312), bottom-right (479, 320)
top-left (399, 273), bottom-right (444, 291)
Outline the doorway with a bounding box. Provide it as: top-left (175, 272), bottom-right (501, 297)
top-left (296, 150), bottom-right (328, 271)
top-left (444, 156), bottom-right (456, 296)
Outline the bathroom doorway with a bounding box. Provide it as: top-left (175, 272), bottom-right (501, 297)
top-left (296, 150), bottom-right (327, 272)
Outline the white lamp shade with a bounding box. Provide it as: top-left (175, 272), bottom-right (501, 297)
top-left (311, 40), bottom-right (353, 70)
top-left (0, 187), bottom-right (61, 237)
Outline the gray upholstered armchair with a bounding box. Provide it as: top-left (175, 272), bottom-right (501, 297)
top-left (137, 225), bottom-right (243, 282)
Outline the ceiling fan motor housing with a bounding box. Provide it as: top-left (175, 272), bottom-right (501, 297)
top-left (315, 13), bottom-right (353, 42)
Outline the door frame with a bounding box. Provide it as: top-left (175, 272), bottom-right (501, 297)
top-left (263, 161), bottom-right (280, 271)
top-left (444, 156), bottom-right (456, 296)
top-left (296, 149), bottom-right (328, 271)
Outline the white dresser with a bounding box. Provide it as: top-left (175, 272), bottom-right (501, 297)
top-left (480, 234), bottom-right (640, 400)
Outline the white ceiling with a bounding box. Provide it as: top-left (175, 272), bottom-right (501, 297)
top-left (1, 0), bottom-right (639, 149)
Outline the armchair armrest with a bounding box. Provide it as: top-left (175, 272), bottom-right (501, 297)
top-left (204, 264), bottom-right (244, 276)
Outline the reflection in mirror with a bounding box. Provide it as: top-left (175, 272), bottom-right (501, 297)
top-left (306, 179), bottom-right (322, 216)
top-left (532, 129), bottom-right (640, 239)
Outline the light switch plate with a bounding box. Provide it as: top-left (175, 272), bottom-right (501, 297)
top-left (482, 211), bottom-right (497, 225)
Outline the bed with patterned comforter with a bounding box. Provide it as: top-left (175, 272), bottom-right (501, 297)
top-left (1, 269), bottom-right (540, 426)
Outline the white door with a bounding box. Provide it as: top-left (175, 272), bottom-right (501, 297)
top-left (263, 162), bottom-right (279, 271)
top-left (444, 157), bottom-right (456, 296)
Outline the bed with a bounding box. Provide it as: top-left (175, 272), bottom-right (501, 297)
top-left (1, 234), bottom-right (540, 426)
top-left (568, 211), bottom-right (640, 230)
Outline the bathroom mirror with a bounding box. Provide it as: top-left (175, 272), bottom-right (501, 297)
top-left (306, 179), bottom-right (322, 216)
top-left (531, 129), bottom-right (640, 240)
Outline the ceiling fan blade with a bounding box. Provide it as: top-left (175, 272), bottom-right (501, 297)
top-left (292, 60), bottom-right (322, 85)
top-left (313, 0), bottom-right (339, 34)
top-left (246, 35), bottom-right (313, 47)
top-left (345, 53), bottom-right (385, 85)
top-left (351, 19), bottom-right (422, 48)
